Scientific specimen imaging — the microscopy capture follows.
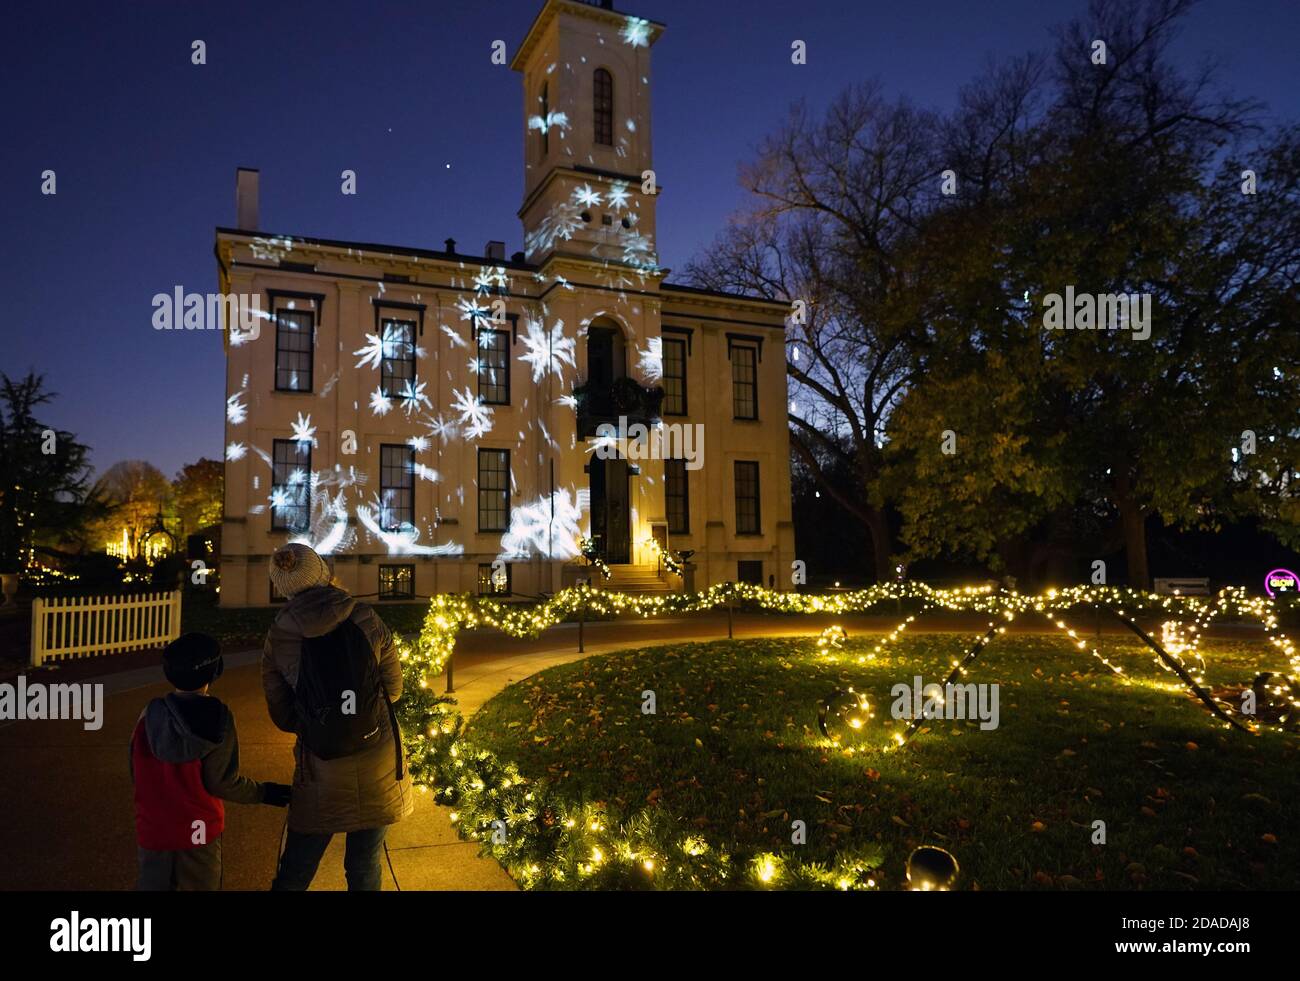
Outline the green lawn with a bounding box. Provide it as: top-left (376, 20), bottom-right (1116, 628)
top-left (465, 633), bottom-right (1298, 890)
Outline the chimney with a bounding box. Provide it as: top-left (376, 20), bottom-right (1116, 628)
top-left (235, 168), bottom-right (259, 231)
top-left (485, 240), bottom-right (505, 261)
top-left (444, 238), bottom-right (457, 254)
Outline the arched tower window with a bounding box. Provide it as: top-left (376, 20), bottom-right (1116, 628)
top-left (593, 69), bottom-right (613, 146)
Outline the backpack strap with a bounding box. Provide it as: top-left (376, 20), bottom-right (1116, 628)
top-left (381, 681), bottom-right (404, 781)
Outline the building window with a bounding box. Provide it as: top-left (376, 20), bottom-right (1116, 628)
top-left (478, 563), bottom-right (512, 596)
top-left (540, 84), bottom-right (549, 157)
top-left (379, 564), bottom-right (414, 600)
top-left (665, 459), bottom-right (689, 535)
top-left (478, 449), bottom-right (510, 532)
top-left (594, 69), bottom-right (613, 146)
top-left (271, 438), bottom-right (312, 532)
top-left (380, 319), bottom-right (416, 399)
top-left (734, 460), bottom-right (760, 535)
top-left (737, 560), bottom-right (764, 585)
top-left (477, 328), bottom-right (510, 405)
top-left (731, 344), bottom-right (757, 420)
top-left (275, 309), bottom-right (314, 392)
top-left (379, 444), bottom-right (415, 532)
top-left (662, 337), bottom-right (687, 415)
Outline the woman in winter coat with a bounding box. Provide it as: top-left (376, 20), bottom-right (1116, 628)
top-left (262, 543), bottom-right (413, 890)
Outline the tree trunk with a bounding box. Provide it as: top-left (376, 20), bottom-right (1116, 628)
top-left (864, 506), bottom-right (894, 583)
top-left (1114, 476), bottom-right (1150, 590)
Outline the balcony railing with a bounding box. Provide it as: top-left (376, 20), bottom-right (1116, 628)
top-left (574, 377), bottom-right (665, 438)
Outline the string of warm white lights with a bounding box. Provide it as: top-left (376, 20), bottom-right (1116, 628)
top-left (393, 582), bottom-right (1296, 889)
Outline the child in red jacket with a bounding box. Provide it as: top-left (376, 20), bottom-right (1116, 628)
top-left (130, 633), bottom-right (290, 890)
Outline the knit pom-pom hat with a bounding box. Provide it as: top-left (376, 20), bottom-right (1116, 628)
top-left (269, 543), bottom-right (332, 598)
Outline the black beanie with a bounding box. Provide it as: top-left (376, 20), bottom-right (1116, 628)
top-left (163, 633), bottom-right (224, 691)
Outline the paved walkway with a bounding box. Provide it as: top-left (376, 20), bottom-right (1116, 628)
top-left (0, 610), bottom-right (1265, 890)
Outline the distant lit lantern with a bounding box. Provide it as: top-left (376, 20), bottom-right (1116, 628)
top-left (140, 511), bottom-right (177, 564)
top-left (818, 687), bottom-right (873, 744)
top-left (906, 846), bottom-right (960, 891)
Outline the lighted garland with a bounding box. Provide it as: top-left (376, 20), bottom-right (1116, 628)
top-left (393, 582), bottom-right (1297, 890)
top-left (578, 537), bottom-right (612, 581)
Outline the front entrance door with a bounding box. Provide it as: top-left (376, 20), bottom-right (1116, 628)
top-left (589, 457), bottom-right (630, 563)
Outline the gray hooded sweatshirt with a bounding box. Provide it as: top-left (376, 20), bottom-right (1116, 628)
top-left (130, 692), bottom-right (266, 805)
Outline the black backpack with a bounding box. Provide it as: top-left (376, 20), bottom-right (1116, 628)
top-left (293, 618), bottom-right (403, 777)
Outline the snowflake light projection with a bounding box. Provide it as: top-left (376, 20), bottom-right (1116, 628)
top-left (226, 391), bottom-right (247, 425)
top-left (249, 236), bottom-right (294, 261)
top-left (440, 323), bottom-right (469, 349)
top-left (574, 184), bottom-right (603, 208)
top-left (525, 198), bottom-right (585, 258)
top-left (519, 317), bottom-right (577, 382)
top-left (527, 110), bottom-right (570, 140)
top-left (355, 321), bottom-right (414, 371)
top-left (369, 387), bottom-right (393, 416)
top-left (291, 412), bottom-right (316, 443)
top-left (473, 265), bottom-right (509, 295)
top-left (226, 442), bottom-right (246, 461)
top-left (456, 295), bottom-right (491, 324)
top-left (397, 379), bottom-right (432, 417)
top-left (635, 335), bottom-right (663, 384)
top-left (620, 229), bottom-right (660, 277)
top-left (606, 180), bottom-right (631, 210)
top-left (451, 387), bottom-right (495, 439)
top-left (498, 489), bottom-right (585, 562)
top-left (621, 16), bottom-right (650, 47)
top-left (424, 412), bottom-right (460, 444)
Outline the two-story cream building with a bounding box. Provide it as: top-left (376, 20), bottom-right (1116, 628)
top-left (216, 0), bottom-right (793, 606)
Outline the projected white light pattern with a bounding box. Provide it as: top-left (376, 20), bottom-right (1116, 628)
top-left (499, 489), bottom-right (585, 563)
top-left (520, 317), bottom-right (577, 381)
top-left (222, 27), bottom-right (677, 570)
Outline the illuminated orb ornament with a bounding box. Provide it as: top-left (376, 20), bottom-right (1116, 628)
top-left (906, 846), bottom-right (960, 891)
top-left (818, 687), bottom-right (874, 744)
top-left (1160, 620), bottom-right (1190, 657)
top-left (816, 624), bottom-right (848, 654)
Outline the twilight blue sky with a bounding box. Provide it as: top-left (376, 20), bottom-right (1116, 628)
top-left (3, 0), bottom-right (1297, 479)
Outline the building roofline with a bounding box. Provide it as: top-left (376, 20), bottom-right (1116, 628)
top-left (511, 0), bottom-right (665, 72)
top-left (214, 229), bottom-right (788, 312)
top-left (214, 227), bottom-right (535, 271)
top-left (660, 281), bottom-right (791, 309)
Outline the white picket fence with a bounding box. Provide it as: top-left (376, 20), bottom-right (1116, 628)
top-left (30, 590), bottom-right (182, 667)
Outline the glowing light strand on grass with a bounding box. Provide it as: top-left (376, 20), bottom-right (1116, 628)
top-left (394, 583), bottom-right (1295, 890)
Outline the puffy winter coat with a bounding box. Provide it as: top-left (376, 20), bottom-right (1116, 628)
top-left (130, 692), bottom-right (267, 849)
top-left (262, 586), bottom-right (413, 834)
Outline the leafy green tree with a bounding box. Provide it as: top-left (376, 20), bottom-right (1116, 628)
top-left (0, 373), bottom-right (98, 571)
top-left (887, 0), bottom-right (1300, 588)
top-left (173, 458), bottom-right (224, 539)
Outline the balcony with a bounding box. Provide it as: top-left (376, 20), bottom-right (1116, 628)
top-left (574, 376), bottom-right (665, 438)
